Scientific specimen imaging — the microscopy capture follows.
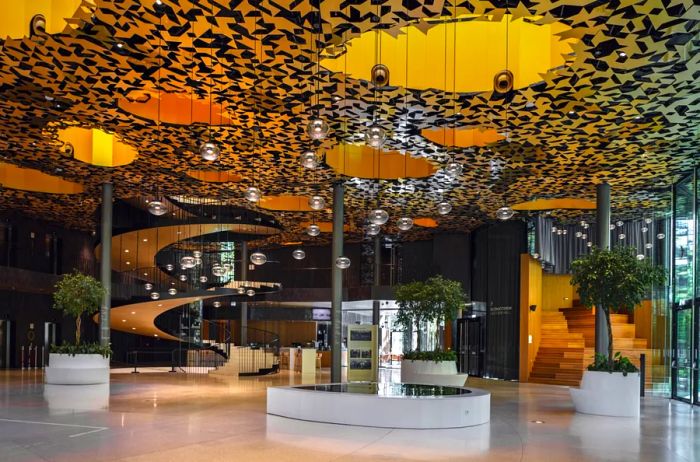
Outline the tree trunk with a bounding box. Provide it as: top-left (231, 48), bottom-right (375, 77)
top-left (415, 319), bottom-right (421, 352)
top-left (75, 315), bottom-right (81, 346)
top-left (604, 308), bottom-right (613, 371)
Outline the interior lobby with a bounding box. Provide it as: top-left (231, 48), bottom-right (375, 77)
top-left (0, 0), bottom-right (699, 461)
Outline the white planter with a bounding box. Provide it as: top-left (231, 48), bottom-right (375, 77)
top-left (45, 353), bottom-right (110, 385)
top-left (570, 370), bottom-right (640, 417)
top-left (400, 359), bottom-right (468, 387)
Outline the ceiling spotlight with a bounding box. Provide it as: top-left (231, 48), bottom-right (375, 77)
top-left (306, 118), bottom-right (329, 140)
top-left (147, 200), bottom-right (167, 216)
top-left (368, 209), bottom-right (389, 225)
top-left (250, 252), bottom-right (267, 265)
top-left (437, 202), bottom-right (452, 215)
top-left (307, 224), bottom-right (321, 237)
top-left (309, 195), bottom-right (325, 211)
top-left (496, 206), bottom-right (515, 221)
top-left (366, 223), bottom-right (381, 236)
top-left (444, 162), bottom-right (463, 179)
top-left (300, 150), bottom-right (319, 169)
top-left (335, 256), bottom-right (351, 269)
top-left (365, 125), bottom-right (387, 148)
top-left (200, 141), bottom-right (220, 161)
top-left (245, 186), bottom-right (261, 203)
top-left (397, 217), bottom-right (413, 231)
top-left (292, 249), bottom-right (306, 260)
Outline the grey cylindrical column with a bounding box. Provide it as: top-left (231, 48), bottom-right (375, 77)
top-left (331, 181), bottom-right (344, 383)
top-left (99, 183), bottom-right (113, 347)
top-left (595, 182), bottom-right (610, 356)
top-left (372, 236), bottom-right (381, 348)
top-left (240, 241), bottom-right (248, 346)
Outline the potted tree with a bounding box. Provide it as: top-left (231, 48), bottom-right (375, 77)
top-left (396, 275), bottom-right (468, 386)
top-left (45, 270), bottom-right (111, 385)
top-left (569, 246), bottom-right (666, 417)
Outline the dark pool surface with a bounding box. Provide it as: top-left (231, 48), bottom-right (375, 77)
top-left (295, 383), bottom-right (472, 397)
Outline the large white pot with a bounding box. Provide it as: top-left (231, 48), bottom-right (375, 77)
top-left (45, 353), bottom-right (110, 385)
top-left (570, 370), bottom-right (640, 417)
top-left (400, 359), bottom-right (468, 387)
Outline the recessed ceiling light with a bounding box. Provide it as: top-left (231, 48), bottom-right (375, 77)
top-left (131, 311), bottom-right (136, 314)
top-left (122, 319), bottom-right (126, 322)
top-left (117, 42), bottom-right (124, 48)
top-left (143, 238), bottom-right (148, 242)
top-left (154, 334), bottom-right (158, 337)
top-left (143, 272), bottom-right (148, 276)
top-left (157, 304), bottom-right (162, 307)
top-left (618, 51), bottom-right (627, 57)
top-left (131, 327), bottom-right (136, 330)
top-left (568, 110), bottom-right (576, 115)
top-left (125, 261), bottom-right (130, 265)
top-left (531, 420), bottom-right (545, 424)
top-left (124, 249), bottom-right (129, 253)
top-left (155, 0), bottom-right (162, 4)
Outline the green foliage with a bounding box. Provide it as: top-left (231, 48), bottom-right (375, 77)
top-left (395, 275), bottom-right (465, 351)
top-left (571, 246), bottom-right (666, 370)
top-left (402, 349), bottom-right (457, 362)
top-left (50, 342), bottom-right (112, 358)
top-left (53, 271), bottom-right (107, 345)
top-left (587, 352), bottom-right (639, 376)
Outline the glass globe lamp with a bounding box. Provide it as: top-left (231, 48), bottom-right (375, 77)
top-left (250, 252), bottom-right (267, 265)
top-left (212, 264), bottom-right (226, 277)
top-left (200, 141), bottom-right (220, 161)
top-left (245, 186), bottom-right (261, 203)
top-left (193, 250), bottom-right (202, 258)
top-left (246, 289), bottom-right (256, 297)
top-left (641, 226), bottom-right (648, 233)
top-left (616, 220), bottom-right (624, 227)
top-left (150, 292), bottom-right (160, 300)
top-left (199, 275), bottom-right (208, 283)
top-left (496, 206), bottom-right (515, 221)
top-left (364, 125), bottom-right (387, 148)
top-left (147, 200), bottom-right (167, 216)
top-left (144, 283), bottom-right (153, 291)
top-left (437, 202), bottom-right (452, 215)
top-left (306, 118), bottom-right (329, 140)
top-left (237, 287), bottom-right (246, 294)
top-left (168, 288), bottom-right (177, 295)
top-left (292, 249), bottom-right (306, 260)
top-left (444, 162), bottom-right (463, 179)
top-left (582, 234), bottom-right (587, 239)
top-left (636, 254), bottom-right (645, 260)
top-left (397, 217), bottom-right (413, 231)
top-left (366, 223), bottom-right (381, 236)
top-left (308, 195), bottom-right (325, 211)
top-left (307, 224), bottom-right (320, 237)
top-left (300, 150), bottom-right (319, 169)
top-left (179, 274), bottom-right (187, 282)
top-left (213, 301), bottom-right (222, 308)
top-left (609, 224), bottom-right (616, 230)
top-left (645, 217), bottom-right (652, 224)
top-left (587, 241), bottom-right (593, 247)
top-left (165, 263), bottom-right (174, 271)
top-left (552, 226), bottom-right (558, 233)
top-left (335, 256), bottom-right (351, 269)
top-left (645, 243), bottom-right (653, 249)
top-left (575, 231), bottom-right (582, 238)
top-left (180, 256), bottom-right (195, 269)
top-left (368, 208), bottom-right (389, 225)
top-left (657, 233), bottom-right (665, 240)
top-left (619, 233), bottom-right (626, 239)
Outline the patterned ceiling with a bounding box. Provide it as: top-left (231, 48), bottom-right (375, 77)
top-left (0, 0), bottom-right (698, 245)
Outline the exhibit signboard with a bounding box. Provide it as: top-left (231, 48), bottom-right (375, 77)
top-left (347, 325), bottom-right (377, 382)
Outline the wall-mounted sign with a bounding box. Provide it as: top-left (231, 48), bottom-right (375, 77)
top-left (312, 308), bottom-right (331, 321)
top-left (347, 325), bottom-right (377, 382)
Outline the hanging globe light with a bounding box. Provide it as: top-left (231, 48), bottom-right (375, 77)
top-left (575, 231), bottom-right (582, 238)
top-left (165, 263), bottom-right (174, 271)
top-left (619, 233), bottom-right (626, 239)
top-left (200, 140), bottom-right (220, 161)
top-left (636, 254), bottom-right (645, 260)
top-left (645, 217), bottom-right (652, 224)
top-left (193, 250), bottom-right (202, 258)
top-left (180, 256), bottom-right (196, 269)
top-left (582, 234), bottom-right (587, 240)
top-left (616, 220), bottom-right (624, 227)
top-left (335, 256), bottom-right (351, 269)
top-left (246, 289), bottom-right (256, 297)
top-left (444, 162), bottom-right (463, 179)
top-left (223, 263), bottom-right (233, 274)
top-left (250, 252), bottom-right (267, 265)
top-left (292, 249), bottom-right (306, 260)
top-left (532, 253), bottom-right (539, 259)
top-left (562, 229), bottom-right (568, 235)
top-left (580, 220), bottom-right (587, 227)
top-left (645, 243), bottom-right (653, 249)
top-left (583, 223), bottom-right (589, 229)
top-left (245, 186), bottom-right (261, 203)
top-left (587, 241), bottom-right (593, 247)
top-left (496, 206), bottom-right (515, 221)
top-left (168, 288), bottom-right (177, 295)
top-left (213, 301), bottom-right (222, 308)
top-left (306, 118), bottom-right (329, 140)
top-left (237, 287), bottom-right (246, 295)
top-left (609, 224), bottom-right (616, 231)
top-left (366, 223), bottom-right (381, 236)
top-left (199, 275), bottom-right (208, 283)
top-left (368, 208), bottom-right (389, 225)
top-left (364, 125), bottom-right (387, 148)
top-left (212, 264), bottom-right (226, 277)
top-left (641, 226), bottom-right (648, 233)
top-left (307, 224), bottom-right (321, 237)
top-left (656, 233), bottom-right (665, 240)
top-left (557, 229), bottom-right (562, 235)
top-left (437, 202), bottom-right (452, 215)
top-left (150, 292), bottom-right (160, 300)
top-left (179, 274), bottom-right (187, 282)
top-left (552, 226), bottom-right (558, 233)
top-left (147, 200), bottom-right (167, 216)
top-left (308, 195), bottom-right (325, 211)
top-left (144, 283), bottom-right (153, 291)
top-left (300, 150), bottom-right (319, 169)
top-left (397, 217), bottom-right (413, 231)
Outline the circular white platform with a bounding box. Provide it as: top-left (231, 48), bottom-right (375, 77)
top-left (267, 383), bottom-right (490, 429)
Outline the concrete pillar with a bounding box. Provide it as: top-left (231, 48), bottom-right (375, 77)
top-left (595, 182), bottom-right (610, 357)
top-left (331, 181), bottom-right (344, 383)
top-left (99, 183), bottom-right (113, 347)
top-left (240, 241), bottom-right (248, 346)
top-left (372, 236), bottom-right (381, 350)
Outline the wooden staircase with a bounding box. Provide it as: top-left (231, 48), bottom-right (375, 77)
top-left (529, 306), bottom-right (652, 387)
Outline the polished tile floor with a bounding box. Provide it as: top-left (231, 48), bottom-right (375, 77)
top-left (0, 369), bottom-right (697, 462)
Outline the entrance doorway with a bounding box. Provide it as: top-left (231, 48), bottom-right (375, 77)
top-left (457, 317), bottom-right (483, 377)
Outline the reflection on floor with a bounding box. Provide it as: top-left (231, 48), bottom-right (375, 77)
top-left (0, 369), bottom-right (697, 461)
